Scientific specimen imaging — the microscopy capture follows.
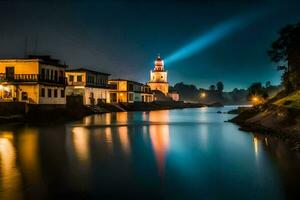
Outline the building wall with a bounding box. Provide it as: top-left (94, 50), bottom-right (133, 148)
top-left (147, 82), bottom-right (169, 95)
top-left (66, 86), bottom-right (109, 105)
top-left (150, 71), bottom-right (168, 83)
top-left (109, 91), bottom-right (134, 103)
top-left (134, 93), bottom-right (142, 102)
top-left (0, 84), bottom-right (66, 104)
top-left (83, 87), bottom-right (109, 104)
top-left (108, 80), bottom-right (128, 91)
top-left (0, 60), bottom-right (39, 74)
top-left (66, 72), bottom-right (86, 85)
top-left (19, 85), bottom-right (39, 103)
top-left (109, 80), bottom-right (153, 103)
top-left (141, 94), bottom-right (153, 102)
top-left (0, 59), bottom-right (66, 105)
top-left (39, 63), bottom-right (65, 82)
top-left (39, 85), bottom-right (66, 104)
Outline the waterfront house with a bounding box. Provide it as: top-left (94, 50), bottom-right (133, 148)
top-left (108, 79), bottom-right (153, 103)
top-left (0, 55), bottom-right (67, 105)
top-left (65, 68), bottom-right (110, 105)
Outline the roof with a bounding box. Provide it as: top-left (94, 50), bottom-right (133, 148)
top-left (66, 68), bottom-right (110, 76)
top-left (109, 78), bottom-right (147, 86)
top-left (0, 55), bottom-right (67, 68)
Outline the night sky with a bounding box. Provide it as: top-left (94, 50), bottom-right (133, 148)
top-left (1, 0), bottom-right (300, 90)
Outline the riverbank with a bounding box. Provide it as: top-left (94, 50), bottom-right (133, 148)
top-left (0, 101), bottom-right (207, 125)
top-left (0, 105), bottom-right (94, 125)
top-left (230, 102), bottom-right (300, 152)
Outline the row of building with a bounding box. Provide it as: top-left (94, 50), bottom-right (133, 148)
top-left (0, 55), bottom-right (178, 106)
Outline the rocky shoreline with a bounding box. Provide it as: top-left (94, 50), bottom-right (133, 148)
top-left (229, 104), bottom-right (300, 152)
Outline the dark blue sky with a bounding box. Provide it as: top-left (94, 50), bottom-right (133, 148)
top-left (1, 0), bottom-right (300, 90)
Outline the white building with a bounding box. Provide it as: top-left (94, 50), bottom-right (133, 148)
top-left (66, 68), bottom-right (110, 105)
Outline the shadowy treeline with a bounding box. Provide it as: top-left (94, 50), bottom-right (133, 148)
top-left (169, 82), bottom-right (283, 105)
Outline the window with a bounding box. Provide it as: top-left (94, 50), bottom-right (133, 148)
top-left (61, 89), bottom-right (65, 98)
top-left (41, 69), bottom-right (45, 79)
top-left (54, 70), bottom-right (58, 81)
top-left (50, 70), bottom-right (53, 80)
top-left (77, 75), bottom-right (82, 82)
top-left (41, 88), bottom-right (45, 97)
top-left (5, 67), bottom-right (14, 80)
top-left (21, 92), bottom-right (28, 100)
top-left (54, 89), bottom-right (58, 98)
top-left (48, 89), bottom-right (52, 97)
top-left (69, 75), bottom-right (74, 82)
top-left (128, 93), bottom-right (133, 101)
top-left (46, 69), bottom-right (50, 80)
top-left (128, 83), bottom-right (133, 91)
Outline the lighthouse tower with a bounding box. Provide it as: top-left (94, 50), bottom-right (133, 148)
top-left (147, 55), bottom-right (169, 95)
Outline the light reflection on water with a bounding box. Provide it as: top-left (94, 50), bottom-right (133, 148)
top-left (0, 107), bottom-right (300, 199)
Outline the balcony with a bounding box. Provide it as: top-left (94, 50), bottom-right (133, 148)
top-left (0, 73), bottom-right (66, 85)
top-left (68, 81), bottom-right (85, 86)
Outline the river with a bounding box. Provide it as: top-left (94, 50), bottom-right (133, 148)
top-left (0, 106), bottom-right (299, 199)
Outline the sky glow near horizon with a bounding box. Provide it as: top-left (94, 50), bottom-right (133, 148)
top-left (164, 10), bottom-right (269, 65)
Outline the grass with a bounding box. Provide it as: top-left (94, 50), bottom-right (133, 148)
top-left (274, 90), bottom-right (300, 109)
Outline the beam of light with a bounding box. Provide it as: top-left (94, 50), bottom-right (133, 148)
top-left (164, 10), bottom-right (270, 65)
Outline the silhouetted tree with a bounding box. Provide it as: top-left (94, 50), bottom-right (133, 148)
top-left (268, 23), bottom-right (300, 92)
top-left (247, 82), bottom-right (269, 101)
top-left (216, 81), bottom-right (224, 93)
top-left (173, 82), bottom-right (199, 102)
top-left (265, 81), bottom-right (271, 88)
top-left (209, 85), bottom-right (216, 91)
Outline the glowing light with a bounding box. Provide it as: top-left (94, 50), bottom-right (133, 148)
top-left (74, 86), bottom-right (85, 89)
top-left (200, 92), bottom-right (206, 98)
top-left (0, 85), bottom-right (10, 92)
top-left (251, 95), bottom-right (263, 105)
top-left (164, 10), bottom-right (270, 64)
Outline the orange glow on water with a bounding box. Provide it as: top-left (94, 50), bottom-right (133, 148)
top-left (118, 126), bottom-right (131, 155)
top-left (72, 127), bottom-right (90, 165)
top-left (149, 110), bottom-right (170, 176)
top-left (0, 132), bottom-right (23, 200)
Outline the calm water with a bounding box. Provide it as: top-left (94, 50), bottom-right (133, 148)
top-left (0, 106), bottom-right (300, 200)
